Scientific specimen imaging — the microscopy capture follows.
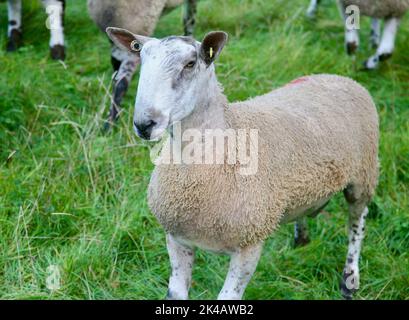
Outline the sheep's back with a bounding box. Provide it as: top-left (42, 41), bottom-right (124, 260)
top-left (226, 74), bottom-right (379, 236)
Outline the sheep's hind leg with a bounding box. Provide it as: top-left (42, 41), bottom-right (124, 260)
top-left (104, 47), bottom-right (139, 132)
top-left (364, 18), bottom-right (400, 70)
top-left (7, 0), bottom-right (22, 52)
top-left (166, 234), bottom-right (195, 300)
top-left (183, 0), bottom-right (197, 36)
top-left (218, 243), bottom-right (263, 300)
top-left (340, 185), bottom-right (370, 300)
top-left (294, 217), bottom-right (310, 247)
top-left (306, 0), bottom-right (321, 19)
top-left (43, 0), bottom-right (66, 60)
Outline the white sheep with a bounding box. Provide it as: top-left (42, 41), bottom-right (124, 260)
top-left (5, 0), bottom-right (66, 60)
top-left (107, 27), bottom-right (379, 300)
top-left (87, 0), bottom-right (197, 129)
top-left (307, 0), bottom-right (409, 69)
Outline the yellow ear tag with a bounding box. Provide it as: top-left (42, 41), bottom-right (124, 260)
top-left (209, 47), bottom-right (213, 58)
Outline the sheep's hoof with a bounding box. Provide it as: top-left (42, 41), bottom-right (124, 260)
top-left (6, 29), bottom-right (22, 52)
top-left (379, 53), bottom-right (392, 61)
top-left (102, 120), bottom-right (114, 133)
top-left (166, 289), bottom-right (185, 300)
top-left (102, 116), bottom-right (118, 133)
top-left (50, 45), bottom-right (66, 61)
top-left (362, 56), bottom-right (379, 70)
top-left (346, 42), bottom-right (358, 55)
top-left (294, 236), bottom-right (310, 248)
top-left (166, 289), bottom-right (174, 300)
top-left (340, 269), bottom-right (358, 300)
top-left (306, 11), bottom-right (316, 19)
top-left (102, 114), bottom-right (120, 134)
top-left (102, 107), bottom-right (121, 133)
top-left (340, 281), bottom-right (354, 300)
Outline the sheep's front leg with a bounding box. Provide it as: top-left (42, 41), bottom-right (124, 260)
top-left (370, 19), bottom-right (381, 49)
top-left (7, 0), bottom-right (22, 52)
top-left (364, 18), bottom-right (400, 70)
top-left (218, 243), bottom-right (263, 300)
top-left (183, 0), bottom-right (197, 36)
top-left (345, 29), bottom-right (359, 54)
top-left (42, 0), bottom-right (66, 60)
top-left (166, 234), bottom-right (195, 300)
top-left (306, 0), bottom-right (320, 18)
top-left (104, 47), bottom-right (139, 131)
top-left (336, 0), bottom-right (360, 55)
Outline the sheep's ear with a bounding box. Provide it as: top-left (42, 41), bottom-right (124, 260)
top-left (106, 27), bottom-right (152, 53)
top-left (200, 31), bottom-right (228, 66)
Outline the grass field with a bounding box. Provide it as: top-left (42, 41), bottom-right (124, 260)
top-left (0, 0), bottom-right (408, 300)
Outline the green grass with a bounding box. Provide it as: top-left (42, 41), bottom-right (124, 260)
top-left (0, 0), bottom-right (408, 300)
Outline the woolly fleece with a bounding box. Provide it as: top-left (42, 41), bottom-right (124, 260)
top-left (148, 74), bottom-right (379, 250)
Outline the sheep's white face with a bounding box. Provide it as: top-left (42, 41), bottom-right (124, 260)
top-left (133, 37), bottom-right (206, 140)
top-left (106, 28), bottom-right (228, 140)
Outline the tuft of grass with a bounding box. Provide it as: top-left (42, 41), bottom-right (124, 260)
top-left (0, 0), bottom-right (408, 299)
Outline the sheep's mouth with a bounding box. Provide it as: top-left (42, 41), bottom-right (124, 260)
top-left (148, 126), bottom-right (167, 141)
top-left (133, 116), bottom-right (169, 141)
top-left (142, 120), bottom-right (169, 141)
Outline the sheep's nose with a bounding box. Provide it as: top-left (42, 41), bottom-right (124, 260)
top-left (134, 120), bottom-right (157, 140)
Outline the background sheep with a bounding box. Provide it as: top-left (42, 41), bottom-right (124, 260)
top-left (107, 27), bottom-right (379, 300)
top-left (306, 1), bottom-right (381, 52)
top-left (87, 0), bottom-right (197, 130)
top-left (4, 0), bottom-right (66, 60)
top-left (307, 0), bottom-right (409, 69)
top-left (340, 0), bottom-right (409, 69)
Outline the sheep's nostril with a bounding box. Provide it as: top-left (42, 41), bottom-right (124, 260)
top-left (134, 120), bottom-right (157, 140)
top-left (146, 120), bottom-right (157, 128)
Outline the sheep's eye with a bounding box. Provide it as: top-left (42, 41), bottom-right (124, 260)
top-left (185, 61), bottom-right (196, 69)
top-left (130, 40), bottom-right (141, 52)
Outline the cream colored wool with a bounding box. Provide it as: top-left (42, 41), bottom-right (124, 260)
top-left (341, 0), bottom-right (409, 18)
top-left (148, 74), bottom-right (379, 250)
top-left (87, 0), bottom-right (183, 36)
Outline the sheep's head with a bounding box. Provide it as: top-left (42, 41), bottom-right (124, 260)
top-left (106, 27), bottom-right (228, 140)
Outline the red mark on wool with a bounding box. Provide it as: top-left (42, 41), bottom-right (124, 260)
top-left (288, 77), bottom-right (309, 86)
